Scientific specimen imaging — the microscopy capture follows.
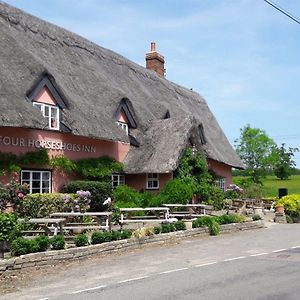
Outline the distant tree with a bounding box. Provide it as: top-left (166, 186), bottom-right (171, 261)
top-left (271, 143), bottom-right (299, 180)
top-left (235, 125), bottom-right (276, 183)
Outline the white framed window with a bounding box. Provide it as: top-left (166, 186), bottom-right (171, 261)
top-left (33, 102), bottom-right (60, 130)
top-left (21, 170), bottom-right (52, 193)
top-left (112, 174), bottom-right (125, 188)
top-left (215, 178), bottom-right (226, 191)
top-left (147, 173), bottom-right (159, 189)
top-left (116, 121), bottom-right (128, 135)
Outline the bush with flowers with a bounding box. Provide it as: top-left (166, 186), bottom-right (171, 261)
top-left (21, 191), bottom-right (91, 218)
top-left (0, 179), bottom-right (29, 212)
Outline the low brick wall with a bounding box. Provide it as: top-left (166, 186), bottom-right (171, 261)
top-left (0, 220), bottom-right (264, 276)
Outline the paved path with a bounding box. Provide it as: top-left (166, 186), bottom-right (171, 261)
top-left (1, 223), bottom-right (300, 299)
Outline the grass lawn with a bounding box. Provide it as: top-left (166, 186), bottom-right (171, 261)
top-left (233, 175), bottom-right (300, 198)
top-left (262, 175), bottom-right (300, 197)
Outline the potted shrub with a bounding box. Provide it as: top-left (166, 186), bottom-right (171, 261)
top-left (275, 204), bottom-right (285, 214)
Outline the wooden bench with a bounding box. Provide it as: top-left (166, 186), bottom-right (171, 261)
top-left (163, 204), bottom-right (213, 220)
top-left (119, 207), bottom-right (170, 229)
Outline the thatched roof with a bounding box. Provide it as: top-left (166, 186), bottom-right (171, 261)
top-left (0, 2), bottom-right (244, 171)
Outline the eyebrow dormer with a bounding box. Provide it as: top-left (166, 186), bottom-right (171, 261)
top-left (27, 74), bottom-right (67, 131)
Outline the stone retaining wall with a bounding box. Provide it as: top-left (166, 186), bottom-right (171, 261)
top-left (0, 220), bottom-right (264, 276)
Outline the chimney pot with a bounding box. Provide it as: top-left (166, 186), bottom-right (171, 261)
top-left (150, 42), bottom-right (156, 52)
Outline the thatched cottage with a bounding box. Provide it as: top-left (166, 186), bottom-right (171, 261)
top-left (0, 2), bottom-right (243, 194)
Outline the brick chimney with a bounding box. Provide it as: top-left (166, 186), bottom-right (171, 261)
top-left (145, 42), bottom-right (165, 77)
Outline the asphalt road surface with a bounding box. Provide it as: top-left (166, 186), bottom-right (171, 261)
top-left (1, 222), bottom-right (300, 300)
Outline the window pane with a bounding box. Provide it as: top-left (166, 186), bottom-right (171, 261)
top-left (44, 106), bottom-right (49, 117)
top-left (153, 181), bottom-right (158, 188)
top-left (32, 181), bottom-right (40, 189)
top-left (42, 172), bottom-right (50, 180)
top-left (51, 107), bottom-right (58, 118)
top-left (33, 103), bottom-right (42, 111)
top-left (22, 172), bottom-right (30, 180)
top-left (42, 188), bottom-right (50, 193)
top-left (32, 172), bottom-right (41, 180)
top-left (32, 188), bottom-right (40, 194)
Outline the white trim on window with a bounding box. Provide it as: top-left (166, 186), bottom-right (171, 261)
top-left (33, 102), bottom-right (60, 130)
top-left (215, 178), bottom-right (226, 191)
top-left (112, 174), bottom-right (125, 188)
top-left (21, 170), bottom-right (52, 194)
top-left (147, 173), bottom-right (159, 189)
top-left (116, 121), bottom-right (128, 135)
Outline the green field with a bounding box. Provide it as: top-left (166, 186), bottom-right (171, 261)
top-left (262, 175), bottom-right (300, 197)
top-left (233, 175), bottom-right (300, 197)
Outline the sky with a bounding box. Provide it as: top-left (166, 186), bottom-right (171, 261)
top-left (4, 0), bottom-right (300, 167)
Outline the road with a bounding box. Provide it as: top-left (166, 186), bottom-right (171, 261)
top-left (1, 223), bottom-right (300, 300)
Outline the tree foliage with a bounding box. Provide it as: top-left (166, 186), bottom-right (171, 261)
top-left (272, 143), bottom-right (299, 180)
top-left (235, 125), bottom-right (276, 183)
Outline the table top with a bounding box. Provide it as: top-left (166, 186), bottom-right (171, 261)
top-left (163, 204), bottom-right (209, 208)
top-left (50, 212), bottom-right (112, 217)
top-left (29, 218), bottom-right (66, 224)
top-left (120, 207), bottom-right (169, 212)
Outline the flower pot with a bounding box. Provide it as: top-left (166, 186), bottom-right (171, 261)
top-left (275, 205), bottom-right (284, 214)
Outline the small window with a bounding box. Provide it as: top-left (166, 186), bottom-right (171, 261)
top-left (215, 178), bottom-right (226, 191)
top-left (112, 174), bottom-right (125, 188)
top-left (147, 173), bottom-right (159, 189)
top-left (21, 170), bottom-right (51, 193)
top-left (117, 121), bottom-right (129, 135)
top-left (33, 102), bottom-right (60, 130)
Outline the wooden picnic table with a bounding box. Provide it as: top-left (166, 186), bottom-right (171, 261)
top-left (28, 218), bottom-right (66, 236)
top-left (162, 203), bottom-right (213, 218)
top-left (50, 212), bottom-right (112, 231)
top-left (119, 207), bottom-right (170, 229)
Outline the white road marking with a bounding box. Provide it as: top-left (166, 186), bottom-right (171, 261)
top-left (195, 261), bottom-right (217, 268)
top-left (159, 267), bottom-right (189, 274)
top-left (272, 248), bottom-right (287, 253)
top-left (291, 246), bottom-right (300, 249)
top-left (250, 252), bottom-right (269, 257)
top-left (119, 276), bottom-right (149, 283)
top-left (71, 285), bottom-right (107, 294)
top-left (224, 256), bottom-right (246, 262)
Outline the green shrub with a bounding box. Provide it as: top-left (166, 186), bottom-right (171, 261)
top-left (11, 237), bottom-right (31, 256)
top-left (217, 214), bottom-right (245, 224)
top-left (161, 223), bottom-right (171, 233)
top-left (159, 179), bottom-right (194, 205)
top-left (286, 214), bottom-right (294, 223)
top-left (0, 213), bottom-right (22, 242)
top-left (153, 226), bottom-right (161, 234)
top-left (208, 220), bottom-right (220, 236)
top-left (50, 235), bottom-right (65, 250)
top-left (192, 216), bottom-right (216, 228)
top-left (35, 235), bottom-right (50, 252)
top-left (113, 185), bottom-right (141, 208)
top-left (74, 234), bottom-right (89, 247)
top-left (111, 230), bottom-right (121, 241)
top-left (62, 181), bottom-right (112, 211)
top-left (75, 156), bottom-right (123, 181)
top-left (120, 229), bottom-right (132, 239)
top-left (242, 183), bottom-right (263, 199)
top-left (203, 185), bottom-right (225, 210)
top-left (91, 231), bottom-right (106, 244)
top-left (252, 214), bottom-right (262, 221)
top-left (174, 220), bottom-right (186, 231)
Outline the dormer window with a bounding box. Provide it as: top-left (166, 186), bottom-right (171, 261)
top-left (33, 102), bottom-right (60, 130)
top-left (27, 74), bottom-right (67, 132)
top-left (114, 98), bottom-right (137, 138)
top-left (116, 121), bottom-right (128, 135)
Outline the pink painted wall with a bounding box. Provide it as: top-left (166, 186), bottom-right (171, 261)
top-left (118, 111), bottom-right (128, 123)
top-left (34, 86), bottom-right (57, 105)
top-left (207, 159), bottom-right (233, 189)
top-left (0, 126), bottom-right (130, 192)
top-left (125, 173), bottom-right (173, 192)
